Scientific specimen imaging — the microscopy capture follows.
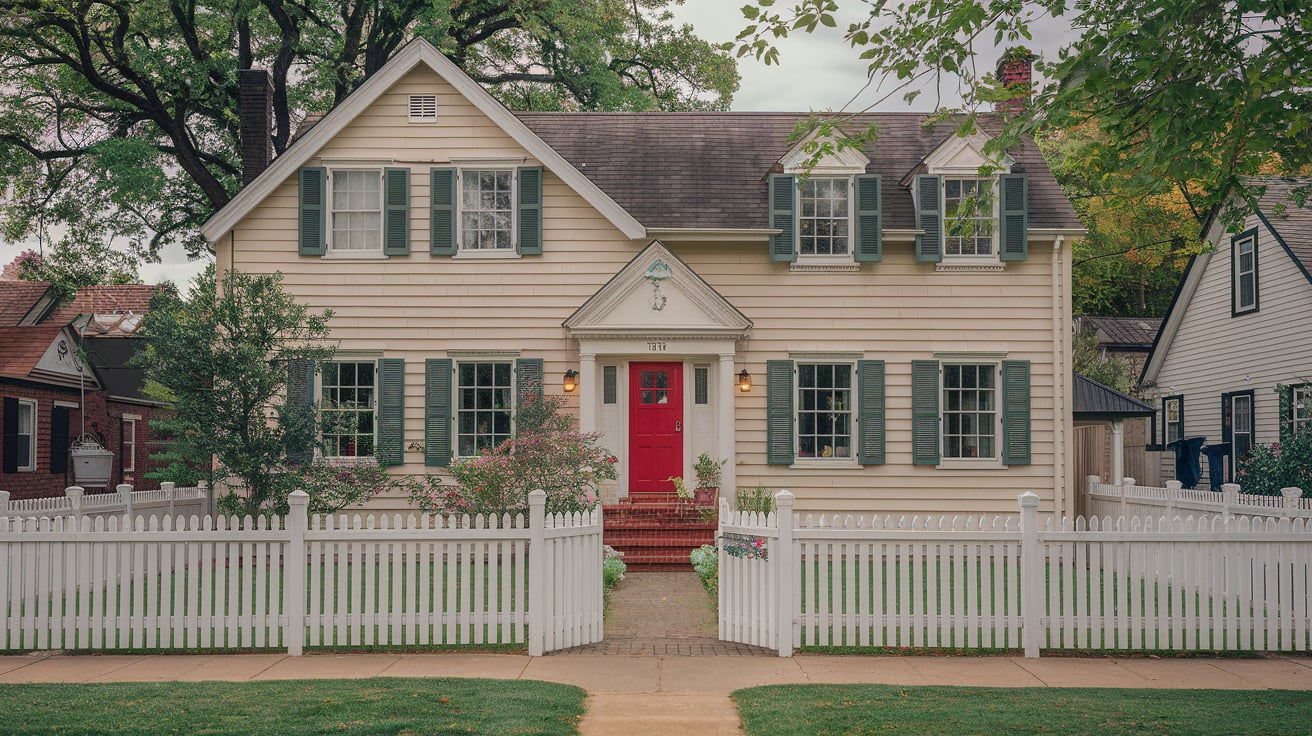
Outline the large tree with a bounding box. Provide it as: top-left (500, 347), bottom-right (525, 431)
top-left (0, 0), bottom-right (738, 261)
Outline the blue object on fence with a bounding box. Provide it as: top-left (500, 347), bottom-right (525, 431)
top-left (1167, 436), bottom-right (1207, 490)
top-left (1202, 442), bottom-right (1232, 491)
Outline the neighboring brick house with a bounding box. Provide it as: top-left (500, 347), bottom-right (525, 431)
top-left (0, 281), bottom-right (166, 499)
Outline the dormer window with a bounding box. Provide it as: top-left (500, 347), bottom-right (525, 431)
top-left (943, 177), bottom-right (996, 257)
top-left (799, 177), bottom-right (851, 257)
top-left (915, 133), bottom-right (1027, 266)
top-left (769, 130), bottom-right (880, 269)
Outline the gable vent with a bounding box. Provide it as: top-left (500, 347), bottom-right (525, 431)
top-left (409, 95), bottom-right (437, 122)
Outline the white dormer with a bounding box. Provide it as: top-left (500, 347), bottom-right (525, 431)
top-left (777, 129), bottom-right (871, 175)
top-left (922, 132), bottom-right (1013, 176)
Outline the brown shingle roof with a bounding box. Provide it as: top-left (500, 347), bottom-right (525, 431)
top-left (0, 281), bottom-right (54, 327)
top-left (50, 284), bottom-right (158, 322)
top-left (514, 112), bottom-right (1081, 231)
top-left (0, 324), bottom-right (65, 379)
top-left (1077, 316), bottom-right (1162, 351)
top-left (1251, 176), bottom-right (1312, 280)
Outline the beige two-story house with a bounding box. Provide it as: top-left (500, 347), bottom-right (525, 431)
top-left (202, 39), bottom-right (1084, 518)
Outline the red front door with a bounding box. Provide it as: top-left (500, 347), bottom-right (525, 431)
top-left (629, 363), bottom-right (683, 495)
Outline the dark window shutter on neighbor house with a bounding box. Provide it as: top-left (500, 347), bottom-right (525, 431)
top-left (424, 359), bottom-right (453, 467)
top-left (915, 175), bottom-right (943, 263)
top-left (766, 360), bottom-right (795, 465)
top-left (383, 168), bottom-right (411, 256)
top-left (911, 360), bottom-right (940, 465)
top-left (857, 359), bottom-right (886, 465)
top-left (1279, 385), bottom-right (1294, 442)
top-left (298, 167), bottom-right (327, 255)
top-left (2, 397), bottom-right (18, 474)
top-left (999, 174), bottom-right (1029, 262)
top-left (517, 166), bottom-right (543, 255)
top-left (769, 175), bottom-right (797, 262)
top-left (854, 174), bottom-right (883, 263)
top-left (516, 358), bottom-right (544, 405)
top-left (376, 358), bottom-right (405, 466)
top-left (430, 168), bottom-right (456, 255)
top-left (1001, 360), bottom-right (1031, 465)
top-left (285, 359), bottom-right (315, 465)
top-left (50, 406), bottom-right (70, 474)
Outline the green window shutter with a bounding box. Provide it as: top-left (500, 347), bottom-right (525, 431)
top-left (383, 168), bottom-right (410, 256)
top-left (298, 167), bottom-right (326, 256)
top-left (769, 174), bottom-right (797, 263)
top-left (766, 360), bottom-right (795, 465)
top-left (915, 174), bottom-right (943, 263)
top-left (857, 359), bottom-right (886, 465)
top-left (911, 360), bottom-right (940, 465)
top-left (424, 359), bottom-right (453, 467)
top-left (854, 174), bottom-right (883, 263)
top-left (377, 358), bottom-right (405, 466)
top-left (517, 166), bottom-right (543, 255)
top-left (1279, 385), bottom-right (1294, 442)
top-left (285, 359), bottom-right (315, 466)
top-left (50, 406), bottom-right (70, 474)
top-left (430, 167), bottom-right (456, 256)
top-left (516, 358), bottom-right (544, 406)
top-left (1001, 360), bottom-right (1031, 465)
top-left (999, 174), bottom-right (1029, 262)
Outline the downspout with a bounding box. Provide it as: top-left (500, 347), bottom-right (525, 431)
top-left (1051, 236), bottom-right (1067, 521)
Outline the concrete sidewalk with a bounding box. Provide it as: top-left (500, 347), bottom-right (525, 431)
top-left (2, 651), bottom-right (1311, 735)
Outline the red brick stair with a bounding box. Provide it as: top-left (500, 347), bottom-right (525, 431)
top-left (603, 493), bottom-right (717, 571)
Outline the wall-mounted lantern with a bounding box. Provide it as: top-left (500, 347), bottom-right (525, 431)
top-left (563, 369), bottom-right (579, 393)
top-left (738, 369), bottom-right (752, 393)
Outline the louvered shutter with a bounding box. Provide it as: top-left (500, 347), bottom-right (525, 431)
top-left (1279, 385), bottom-right (1294, 442)
top-left (516, 358), bottom-right (544, 407)
top-left (857, 360), bottom-right (886, 465)
top-left (1001, 360), bottom-right (1031, 465)
top-left (298, 167), bottom-right (327, 256)
top-left (911, 360), bottom-right (940, 465)
top-left (517, 166), bottom-right (543, 255)
top-left (50, 406), bottom-right (70, 474)
top-left (430, 168), bottom-right (456, 255)
top-left (915, 175), bottom-right (943, 263)
top-left (999, 174), bottom-right (1029, 262)
top-left (377, 359), bottom-right (405, 466)
top-left (424, 359), bottom-right (453, 467)
top-left (854, 175), bottom-right (882, 263)
top-left (766, 360), bottom-right (795, 465)
top-left (383, 168), bottom-right (410, 256)
top-left (285, 359), bottom-right (315, 466)
top-left (769, 175), bottom-right (797, 263)
top-left (2, 397), bottom-right (18, 473)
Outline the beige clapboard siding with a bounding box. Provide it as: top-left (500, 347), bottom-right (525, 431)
top-left (1154, 211), bottom-right (1312, 470)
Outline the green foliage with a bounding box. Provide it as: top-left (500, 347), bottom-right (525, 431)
top-left (735, 484), bottom-right (777, 514)
top-left (693, 451), bottom-right (727, 489)
top-left (1237, 428), bottom-right (1312, 497)
top-left (0, 0), bottom-right (737, 261)
top-left (1071, 328), bottom-right (1138, 396)
top-left (138, 265), bottom-right (380, 517)
top-left (690, 544), bottom-right (718, 597)
top-left (10, 245), bottom-right (139, 302)
top-left (602, 546), bottom-right (627, 607)
top-left (408, 395), bottom-right (617, 516)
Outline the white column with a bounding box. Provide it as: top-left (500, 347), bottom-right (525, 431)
top-left (1110, 420), bottom-right (1125, 503)
top-left (718, 353), bottom-right (737, 500)
top-left (578, 352), bottom-right (597, 435)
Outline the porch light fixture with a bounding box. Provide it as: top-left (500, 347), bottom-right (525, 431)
top-left (738, 368), bottom-right (752, 393)
top-left (563, 369), bottom-right (579, 393)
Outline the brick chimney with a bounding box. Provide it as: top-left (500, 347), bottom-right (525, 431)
top-left (994, 48), bottom-right (1035, 116)
top-left (239, 69), bottom-right (273, 185)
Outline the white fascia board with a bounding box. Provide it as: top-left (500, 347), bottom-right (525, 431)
top-left (1140, 216), bottom-right (1224, 384)
top-left (646, 228), bottom-right (778, 242)
top-left (202, 38), bottom-right (645, 243)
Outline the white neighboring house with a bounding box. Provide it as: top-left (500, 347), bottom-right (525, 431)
top-left (1142, 177), bottom-right (1312, 487)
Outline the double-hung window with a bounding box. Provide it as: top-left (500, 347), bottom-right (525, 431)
top-left (330, 170), bottom-right (382, 252)
top-left (1295, 385), bottom-right (1312, 434)
top-left (16, 399), bottom-right (36, 471)
top-left (460, 169), bottom-right (515, 252)
top-left (1162, 395), bottom-right (1184, 445)
top-left (1232, 230), bottom-right (1258, 315)
top-left (910, 359), bottom-right (1030, 467)
top-left (122, 417), bottom-right (137, 473)
top-left (798, 178), bottom-right (850, 257)
top-left (321, 361), bottom-right (377, 458)
top-left (941, 364), bottom-right (997, 459)
top-left (943, 178), bottom-right (995, 257)
top-left (796, 363), bottom-right (854, 460)
top-left (456, 361), bottom-right (513, 456)
top-left (765, 358), bottom-right (885, 466)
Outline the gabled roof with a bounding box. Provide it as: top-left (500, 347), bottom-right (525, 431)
top-left (1076, 315), bottom-right (1161, 351)
top-left (0, 281), bottom-right (55, 327)
top-left (201, 38), bottom-right (645, 242)
top-left (1073, 374), bottom-right (1155, 420)
top-left (51, 284), bottom-right (158, 323)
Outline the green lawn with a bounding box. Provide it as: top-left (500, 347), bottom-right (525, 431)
top-left (0, 678), bottom-right (585, 735)
top-left (733, 684), bottom-right (1312, 735)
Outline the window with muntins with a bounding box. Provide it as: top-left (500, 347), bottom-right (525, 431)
top-left (321, 361), bottom-right (376, 457)
top-left (460, 170), bottom-right (514, 251)
top-left (122, 418), bottom-right (137, 473)
top-left (797, 363), bottom-right (853, 460)
top-left (17, 399), bottom-right (35, 471)
top-left (942, 364), bottom-right (997, 459)
top-left (1295, 385), bottom-right (1312, 433)
top-left (943, 178), bottom-right (995, 257)
top-left (1231, 393), bottom-right (1253, 465)
top-left (457, 361), bottom-right (513, 456)
top-left (330, 170), bottom-right (382, 251)
top-left (1233, 231), bottom-right (1258, 314)
top-left (1163, 396), bottom-right (1183, 445)
top-left (799, 177), bottom-right (850, 256)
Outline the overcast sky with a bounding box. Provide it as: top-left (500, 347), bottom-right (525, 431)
top-left (1, 4), bottom-right (1075, 289)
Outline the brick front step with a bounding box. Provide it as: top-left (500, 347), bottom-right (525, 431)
top-left (603, 500), bottom-right (718, 571)
top-left (605, 529), bottom-right (715, 548)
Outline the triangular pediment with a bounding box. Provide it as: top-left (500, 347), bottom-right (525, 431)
top-left (32, 327), bottom-right (99, 389)
top-left (777, 129), bottom-right (871, 175)
top-left (923, 132), bottom-right (1012, 175)
top-left (564, 241), bottom-right (752, 338)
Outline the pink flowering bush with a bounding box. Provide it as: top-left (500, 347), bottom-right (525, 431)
top-left (1237, 427), bottom-right (1312, 496)
top-left (409, 395), bottom-right (617, 516)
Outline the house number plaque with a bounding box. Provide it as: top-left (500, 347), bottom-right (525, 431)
top-left (647, 342), bottom-right (667, 352)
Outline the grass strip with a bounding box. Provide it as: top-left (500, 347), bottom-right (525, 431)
top-left (733, 684), bottom-right (1312, 736)
top-left (0, 677), bottom-right (585, 736)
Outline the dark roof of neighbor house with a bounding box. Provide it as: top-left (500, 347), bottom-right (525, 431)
top-left (515, 112), bottom-right (1082, 232)
top-left (1076, 315), bottom-right (1162, 351)
top-left (1073, 373), bottom-right (1155, 419)
top-left (1251, 176), bottom-right (1312, 279)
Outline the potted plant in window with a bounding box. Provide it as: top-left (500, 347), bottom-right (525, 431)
top-left (692, 452), bottom-right (726, 508)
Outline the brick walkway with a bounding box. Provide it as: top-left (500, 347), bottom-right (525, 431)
top-left (552, 571), bottom-right (773, 656)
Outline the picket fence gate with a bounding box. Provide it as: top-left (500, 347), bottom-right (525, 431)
top-left (720, 491), bottom-right (1312, 657)
top-left (0, 489), bottom-right (602, 656)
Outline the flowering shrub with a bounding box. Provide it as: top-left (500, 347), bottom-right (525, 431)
top-left (690, 544), bottom-right (718, 597)
top-left (216, 459), bottom-right (395, 518)
top-left (602, 545), bottom-right (626, 607)
top-left (1237, 427), bottom-right (1312, 497)
top-left (409, 395), bottom-right (617, 516)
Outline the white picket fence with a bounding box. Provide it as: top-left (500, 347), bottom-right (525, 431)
top-left (1086, 476), bottom-right (1310, 521)
top-left (720, 492), bottom-right (1312, 657)
top-left (0, 489), bottom-right (602, 655)
top-left (0, 483), bottom-right (210, 521)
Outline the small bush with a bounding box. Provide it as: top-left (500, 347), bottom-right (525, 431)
top-left (602, 545), bottom-right (626, 607)
top-left (690, 544), bottom-right (718, 597)
top-left (1237, 427), bottom-right (1312, 496)
top-left (735, 483), bottom-right (776, 514)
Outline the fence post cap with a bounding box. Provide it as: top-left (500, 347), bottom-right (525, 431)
top-left (1121, 477), bottom-right (1136, 486)
top-left (1221, 483), bottom-right (1241, 493)
top-left (1018, 491), bottom-right (1041, 508)
top-left (65, 486), bottom-right (84, 496)
top-left (1281, 487), bottom-right (1303, 500)
top-left (774, 489), bottom-right (795, 502)
top-left (1086, 475), bottom-right (1101, 483)
top-left (1165, 480), bottom-right (1182, 490)
top-left (528, 489), bottom-right (547, 505)
top-left (0, 490), bottom-right (9, 502)
top-left (160, 481), bottom-right (175, 490)
top-left (288, 490), bottom-right (310, 505)
top-left (198, 480), bottom-right (208, 489)
top-left (116, 484), bottom-right (133, 493)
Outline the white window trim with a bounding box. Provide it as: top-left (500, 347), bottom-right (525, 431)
top-left (319, 359), bottom-right (379, 461)
top-left (122, 417), bottom-right (137, 473)
top-left (789, 359), bottom-right (860, 469)
top-left (1233, 232), bottom-right (1257, 313)
top-left (936, 361), bottom-right (1006, 470)
top-left (16, 398), bottom-right (36, 472)
top-left (323, 167), bottom-right (388, 258)
top-left (454, 359), bottom-right (517, 459)
top-left (1293, 385), bottom-right (1311, 434)
top-left (940, 176), bottom-right (1001, 264)
top-left (455, 166), bottom-right (519, 255)
top-left (792, 175), bottom-right (856, 266)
